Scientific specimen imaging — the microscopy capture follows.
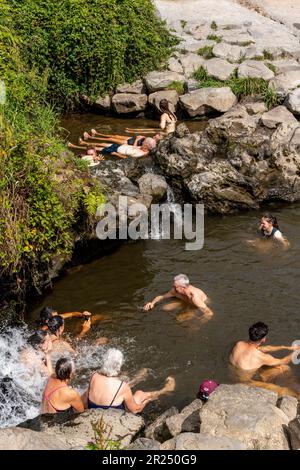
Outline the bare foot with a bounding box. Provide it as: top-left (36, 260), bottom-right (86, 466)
top-left (163, 376), bottom-right (176, 394)
top-left (91, 129), bottom-right (97, 135)
top-left (83, 131), bottom-right (91, 140)
top-left (94, 336), bottom-right (109, 346)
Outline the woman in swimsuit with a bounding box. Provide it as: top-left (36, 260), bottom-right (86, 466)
top-left (42, 357), bottom-right (84, 414)
top-left (159, 99), bottom-right (177, 135)
top-left (260, 213), bottom-right (289, 247)
top-left (47, 316), bottom-right (77, 355)
top-left (20, 330), bottom-right (53, 376)
top-left (83, 348), bottom-right (175, 414)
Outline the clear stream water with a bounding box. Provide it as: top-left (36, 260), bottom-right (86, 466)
top-left (1, 115), bottom-right (300, 428)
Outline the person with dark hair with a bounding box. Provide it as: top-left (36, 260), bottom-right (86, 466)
top-left (20, 330), bottom-right (53, 376)
top-left (41, 358), bottom-right (84, 414)
top-left (229, 322), bottom-right (300, 396)
top-left (47, 316), bottom-right (77, 355)
top-left (159, 99), bottom-right (177, 135)
top-left (260, 213), bottom-right (288, 246)
top-left (38, 306), bottom-right (94, 340)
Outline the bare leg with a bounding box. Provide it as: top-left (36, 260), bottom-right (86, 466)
top-left (91, 130), bottom-right (128, 140)
top-left (133, 376), bottom-right (176, 405)
top-left (162, 300), bottom-right (184, 312)
top-left (259, 365), bottom-right (292, 383)
top-left (128, 368), bottom-right (150, 388)
top-left (90, 314), bottom-right (108, 325)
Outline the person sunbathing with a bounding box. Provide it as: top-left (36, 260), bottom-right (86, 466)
top-left (78, 136), bottom-right (157, 158)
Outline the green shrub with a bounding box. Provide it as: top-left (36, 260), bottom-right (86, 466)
top-left (166, 81), bottom-right (185, 94)
top-left (207, 34), bottom-right (222, 43)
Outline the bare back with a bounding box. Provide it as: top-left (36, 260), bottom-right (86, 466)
top-left (88, 374), bottom-right (125, 407)
top-left (230, 341), bottom-right (266, 371)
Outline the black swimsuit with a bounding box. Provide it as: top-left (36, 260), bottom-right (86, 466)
top-left (87, 374), bottom-right (125, 410)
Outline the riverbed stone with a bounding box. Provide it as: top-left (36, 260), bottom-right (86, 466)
top-left (200, 384), bottom-right (290, 450)
top-left (204, 58), bottom-right (236, 81)
top-left (261, 105), bottom-right (298, 129)
top-left (166, 399), bottom-right (202, 437)
top-left (243, 45), bottom-right (264, 60)
top-left (179, 87), bottom-right (237, 116)
top-left (271, 59), bottom-right (300, 75)
top-left (144, 71), bottom-right (186, 93)
top-left (93, 94), bottom-right (111, 111)
top-left (127, 438), bottom-right (160, 450)
top-left (161, 432), bottom-right (246, 450)
top-left (285, 88), bottom-right (300, 115)
top-left (144, 407), bottom-right (178, 443)
top-left (238, 60), bottom-right (274, 80)
top-left (180, 53), bottom-right (204, 77)
top-left (116, 80), bottom-right (145, 94)
top-left (0, 427), bottom-right (68, 450)
top-left (244, 101), bottom-right (267, 115)
top-left (168, 57), bottom-right (184, 74)
top-left (148, 90), bottom-right (178, 114)
top-left (186, 77), bottom-right (200, 92)
top-left (222, 33), bottom-right (254, 46)
top-left (138, 173), bottom-right (168, 202)
top-left (112, 93), bottom-right (148, 114)
top-left (278, 396), bottom-right (299, 422)
top-left (213, 43), bottom-right (244, 63)
top-left (18, 409), bottom-right (144, 448)
top-left (269, 71), bottom-right (300, 98)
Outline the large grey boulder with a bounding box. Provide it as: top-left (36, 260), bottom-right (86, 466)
top-left (269, 71), bottom-right (300, 98)
top-left (285, 88), bottom-right (300, 115)
top-left (161, 432), bottom-right (246, 450)
top-left (261, 105), bottom-right (298, 129)
top-left (0, 427), bottom-right (68, 450)
top-left (127, 438), bottom-right (160, 450)
top-left (166, 399), bottom-right (202, 437)
top-left (18, 409), bottom-right (144, 448)
top-left (112, 93), bottom-right (148, 114)
top-left (204, 58), bottom-right (236, 81)
top-left (144, 71), bottom-right (185, 93)
top-left (238, 60), bottom-right (274, 80)
top-left (93, 94), bottom-right (111, 111)
top-left (213, 43), bottom-right (244, 63)
top-left (180, 53), bottom-right (204, 77)
top-left (116, 80), bottom-right (145, 94)
top-left (179, 87), bottom-right (237, 116)
top-left (148, 90), bottom-right (178, 114)
top-left (200, 384), bottom-right (290, 450)
top-left (144, 407), bottom-right (178, 443)
top-left (138, 173), bottom-right (168, 202)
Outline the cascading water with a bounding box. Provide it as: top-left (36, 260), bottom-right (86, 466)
top-left (150, 185), bottom-right (183, 240)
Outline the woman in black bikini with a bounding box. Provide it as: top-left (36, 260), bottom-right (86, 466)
top-left (83, 348), bottom-right (175, 414)
top-left (42, 357), bottom-right (84, 414)
top-left (159, 99), bottom-right (177, 135)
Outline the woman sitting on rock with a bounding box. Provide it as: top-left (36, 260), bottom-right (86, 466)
top-left (42, 357), bottom-right (84, 414)
top-left (82, 348), bottom-right (175, 414)
top-left (159, 99), bottom-right (177, 135)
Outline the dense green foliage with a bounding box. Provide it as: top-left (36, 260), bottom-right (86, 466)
top-left (9, 0), bottom-right (177, 109)
top-left (0, 0), bottom-right (176, 291)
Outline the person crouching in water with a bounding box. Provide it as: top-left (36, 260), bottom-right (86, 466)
top-left (42, 357), bottom-right (84, 414)
top-left (82, 348), bottom-right (175, 413)
top-left (260, 213), bottom-right (289, 247)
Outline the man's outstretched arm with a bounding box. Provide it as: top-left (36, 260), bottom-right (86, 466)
top-left (143, 291), bottom-right (174, 311)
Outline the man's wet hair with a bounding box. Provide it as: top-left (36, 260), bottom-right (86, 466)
top-left (55, 357), bottom-right (74, 381)
top-left (39, 306), bottom-right (55, 326)
top-left (249, 322), bottom-right (269, 342)
top-left (28, 330), bottom-right (49, 349)
top-left (47, 315), bottom-right (64, 335)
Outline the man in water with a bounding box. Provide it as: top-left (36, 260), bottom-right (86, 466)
top-left (143, 274), bottom-right (213, 322)
top-left (230, 322), bottom-right (300, 396)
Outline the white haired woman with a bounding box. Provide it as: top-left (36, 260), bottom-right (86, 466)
top-left (82, 348), bottom-right (175, 414)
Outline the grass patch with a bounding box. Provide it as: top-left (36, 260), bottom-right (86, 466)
top-left (193, 66), bottom-right (279, 108)
top-left (266, 63), bottom-right (277, 74)
top-left (207, 34), bottom-right (222, 43)
top-left (180, 19), bottom-right (187, 29)
top-left (166, 81), bottom-right (185, 94)
top-left (211, 21), bottom-right (218, 31)
top-left (263, 50), bottom-right (274, 61)
top-left (198, 45), bottom-right (215, 59)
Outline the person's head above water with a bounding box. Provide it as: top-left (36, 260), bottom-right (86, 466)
top-left (47, 315), bottom-right (64, 337)
top-left (55, 357), bottom-right (75, 382)
top-left (261, 213), bottom-right (279, 232)
top-left (39, 306), bottom-right (57, 326)
top-left (142, 137), bottom-right (156, 152)
top-left (100, 348), bottom-right (124, 377)
top-left (173, 274), bottom-right (190, 291)
top-left (28, 330), bottom-right (51, 353)
top-left (249, 322), bottom-right (269, 344)
top-left (159, 99), bottom-right (176, 119)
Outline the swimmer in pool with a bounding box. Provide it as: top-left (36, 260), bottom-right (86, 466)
top-left (143, 274), bottom-right (213, 323)
top-left (20, 330), bottom-right (53, 376)
top-left (247, 213), bottom-right (289, 249)
top-left (38, 306), bottom-right (106, 335)
top-left (229, 322), bottom-right (300, 397)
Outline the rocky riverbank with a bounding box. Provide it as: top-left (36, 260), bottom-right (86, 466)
top-left (1, 384), bottom-right (299, 450)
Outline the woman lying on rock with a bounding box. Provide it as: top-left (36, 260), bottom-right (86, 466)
top-left (85, 129), bottom-right (163, 146)
top-left (20, 330), bottom-right (53, 376)
top-left (42, 357), bottom-right (84, 414)
top-left (82, 348), bottom-right (175, 414)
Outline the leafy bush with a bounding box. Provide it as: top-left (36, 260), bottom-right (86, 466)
top-left (9, 0), bottom-right (178, 109)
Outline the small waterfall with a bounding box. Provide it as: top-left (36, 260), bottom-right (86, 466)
top-left (149, 185), bottom-right (183, 240)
